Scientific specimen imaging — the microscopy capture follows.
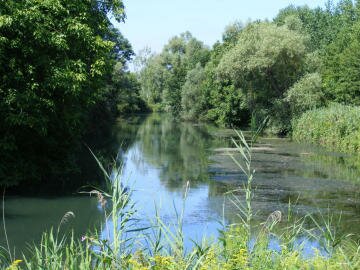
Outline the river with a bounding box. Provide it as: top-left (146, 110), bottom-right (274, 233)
top-left (1, 113), bottom-right (360, 256)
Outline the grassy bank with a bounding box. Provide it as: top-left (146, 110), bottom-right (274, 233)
top-left (293, 104), bottom-right (360, 153)
top-left (2, 131), bottom-right (360, 270)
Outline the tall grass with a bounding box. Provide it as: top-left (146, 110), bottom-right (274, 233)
top-left (1, 130), bottom-right (360, 269)
top-left (293, 103), bottom-right (360, 153)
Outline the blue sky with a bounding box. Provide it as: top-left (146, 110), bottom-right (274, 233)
top-left (114, 0), bottom-right (331, 54)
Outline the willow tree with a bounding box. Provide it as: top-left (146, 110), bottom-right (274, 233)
top-left (217, 22), bottom-right (309, 131)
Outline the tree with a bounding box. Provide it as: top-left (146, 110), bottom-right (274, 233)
top-left (274, 1), bottom-right (357, 50)
top-left (181, 64), bottom-right (207, 120)
top-left (285, 72), bottom-right (325, 117)
top-left (110, 63), bottom-right (147, 114)
top-left (322, 20), bottom-right (360, 106)
top-left (0, 0), bottom-right (132, 188)
top-left (222, 21), bottom-right (244, 44)
top-left (138, 32), bottom-right (210, 116)
top-left (217, 22), bottom-right (308, 131)
top-left (133, 46), bottom-right (153, 73)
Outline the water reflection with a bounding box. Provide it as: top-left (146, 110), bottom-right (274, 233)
top-left (2, 113), bottom-right (360, 256)
top-left (209, 137), bottom-right (360, 235)
top-left (0, 196), bottom-right (102, 256)
top-left (136, 114), bottom-right (218, 189)
top-left (0, 116), bottom-right (146, 256)
top-left (115, 114), bottom-right (360, 248)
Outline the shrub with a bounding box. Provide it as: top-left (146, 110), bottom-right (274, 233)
top-left (285, 72), bottom-right (325, 118)
top-left (293, 104), bottom-right (360, 153)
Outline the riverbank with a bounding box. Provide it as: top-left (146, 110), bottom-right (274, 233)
top-left (2, 114), bottom-right (360, 264)
top-left (3, 132), bottom-right (360, 269)
top-left (5, 222), bottom-right (360, 269)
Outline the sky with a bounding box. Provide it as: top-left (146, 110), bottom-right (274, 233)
top-left (114, 0), bottom-right (331, 54)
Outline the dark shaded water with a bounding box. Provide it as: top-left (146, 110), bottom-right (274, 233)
top-left (1, 114), bottom-right (360, 255)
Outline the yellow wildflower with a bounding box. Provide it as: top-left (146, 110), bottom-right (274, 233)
top-left (7, 259), bottom-right (23, 270)
top-left (153, 255), bottom-right (173, 269)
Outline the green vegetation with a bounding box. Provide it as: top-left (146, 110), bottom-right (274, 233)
top-left (137, 32), bottom-right (210, 115)
top-left (293, 104), bottom-right (360, 153)
top-left (2, 131), bottom-right (360, 270)
top-left (301, 151), bottom-right (360, 183)
top-left (285, 72), bottom-right (325, 118)
top-left (0, 0), bottom-right (145, 190)
top-left (2, 0), bottom-right (360, 189)
top-left (138, 0), bottom-right (360, 146)
top-left (137, 114), bottom-right (215, 189)
top-left (1, 0), bottom-right (360, 268)
top-left (322, 20), bottom-right (360, 106)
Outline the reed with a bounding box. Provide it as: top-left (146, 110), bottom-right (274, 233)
top-left (293, 103), bottom-right (360, 153)
top-left (1, 130), bottom-right (360, 269)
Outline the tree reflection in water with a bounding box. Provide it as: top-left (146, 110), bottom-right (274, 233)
top-left (136, 114), bottom-right (222, 190)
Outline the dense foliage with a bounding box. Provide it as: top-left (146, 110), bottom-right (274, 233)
top-left (138, 0), bottom-right (360, 144)
top-left (2, 1), bottom-right (360, 267)
top-left (2, 0), bottom-right (360, 188)
top-left (137, 32), bottom-right (210, 115)
top-left (293, 104), bottom-right (360, 153)
top-left (322, 20), bottom-right (360, 106)
top-left (217, 21), bottom-right (308, 133)
top-left (0, 0), bottom-right (144, 189)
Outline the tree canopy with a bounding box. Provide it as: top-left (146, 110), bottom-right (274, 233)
top-left (138, 32), bottom-right (210, 115)
top-left (136, 0), bottom-right (360, 137)
top-left (3, 0), bottom-right (360, 189)
top-left (0, 0), bottom-right (136, 189)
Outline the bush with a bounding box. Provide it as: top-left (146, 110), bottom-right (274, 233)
top-left (293, 104), bottom-right (360, 153)
top-left (285, 72), bottom-right (325, 118)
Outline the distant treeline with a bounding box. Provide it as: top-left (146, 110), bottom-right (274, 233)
top-left (137, 0), bottom-right (360, 149)
top-left (0, 0), bottom-right (146, 190)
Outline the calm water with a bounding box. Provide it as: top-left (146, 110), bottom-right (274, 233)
top-left (1, 114), bottom-right (360, 255)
